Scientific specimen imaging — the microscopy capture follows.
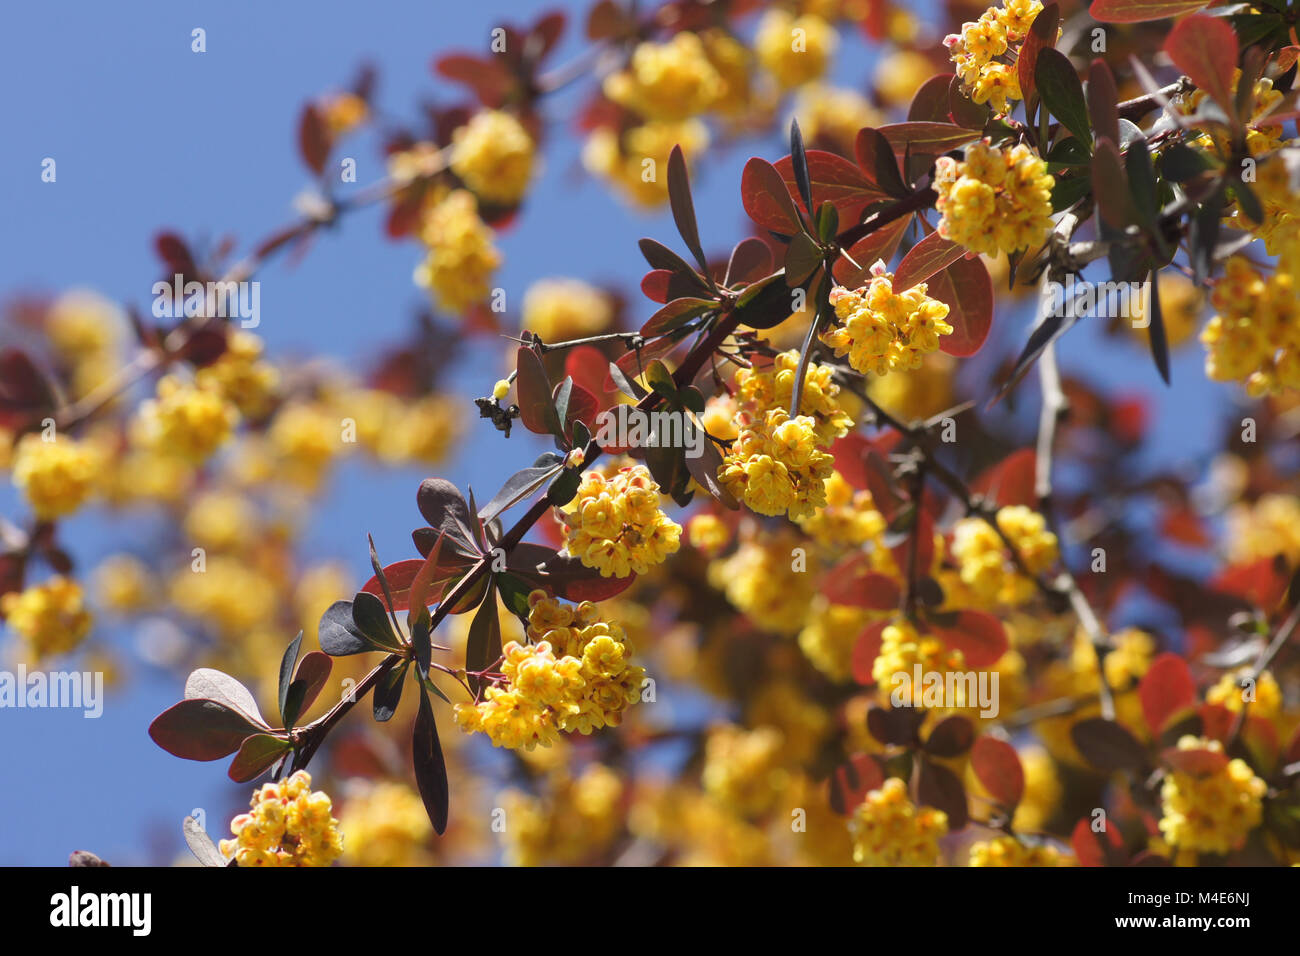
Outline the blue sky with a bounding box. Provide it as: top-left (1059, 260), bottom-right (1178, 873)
top-left (0, 0), bottom-right (1242, 864)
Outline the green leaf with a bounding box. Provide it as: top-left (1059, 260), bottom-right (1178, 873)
top-left (228, 734), bottom-right (292, 783)
top-left (1036, 49), bottom-right (1092, 148)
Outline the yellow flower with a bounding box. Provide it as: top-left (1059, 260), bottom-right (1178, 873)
top-left (195, 331), bottom-right (280, 419)
top-left (132, 375), bottom-right (239, 463)
top-left (338, 781), bottom-right (433, 867)
top-left (92, 554), bottom-right (156, 614)
top-left (824, 267), bottom-right (953, 377)
top-left (1227, 493), bottom-right (1300, 566)
top-left (450, 110), bottom-right (536, 205)
top-left (874, 50), bottom-right (938, 108)
top-left (686, 513), bottom-right (730, 557)
top-left (798, 597), bottom-right (872, 681)
top-left (1206, 667), bottom-right (1282, 721)
top-left (414, 189), bottom-right (501, 314)
top-left (949, 505), bottom-right (1058, 607)
top-left (793, 84), bottom-right (882, 154)
top-left (219, 771), bottom-right (343, 867)
top-left (603, 32), bottom-right (723, 121)
top-left (702, 725), bottom-right (789, 817)
top-left (934, 140), bottom-right (1054, 256)
top-left (732, 348), bottom-right (855, 446)
top-left (559, 463), bottom-right (681, 578)
top-left (582, 120), bottom-right (709, 207)
top-left (969, 835), bottom-right (1071, 866)
top-left (872, 617), bottom-right (966, 699)
top-left (849, 777), bottom-right (947, 865)
top-left (718, 409), bottom-right (835, 519)
top-left (12, 433), bottom-right (98, 520)
top-left (1200, 256), bottom-right (1300, 396)
top-left (319, 92), bottom-right (368, 136)
top-left (521, 278), bottom-right (613, 342)
top-left (1, 576), bottom-right (93, 661)
top-left (499, 765), bottom-right (624, 865)
top-left (709, 528), bottom-right (818, 634)
top-left (1158, 736), bottom-right (1265, 855)
top-left (45, 290), bottom-right (124, 360)
top-left (756, 10), bottom-right (837, 89)
top-left (268, 402), bottom-right (341, 488)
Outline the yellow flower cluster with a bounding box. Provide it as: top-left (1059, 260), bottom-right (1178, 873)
top-left (195, 331), bottom-right (281, 419)
top-left (521, 278), bottom-right (613, 342)
top-left (414, 189), bottom-right (501, 314)
top-left (755, 10), bottom-right (837, 89)
top-left (798, 597), bottom-right (872, 682)
top-left (338, 781), bottom-right (433, 867)
top-left (793, 84), bottom-right (882, 155)
top-left (319, 91), bottom-right (368, 136)
top-left (934, 141), bottom-right (1055, 257)
top-left (949, 505), bottom-right (1058, 607)
top-left (219, 771), bottom-right (344, 867)
top-left (604, 32), bottom-right (723, 122)
top-left (450, 109), bottom-right (536, 206)
top-left (1158, 737), bottom-right (1266, 855)
top-left (869, 352), bottom-right (956, 421)
top-left (708, 529), bottom-right (817, 634)
top-left (1251, 156), bottom-right (1300, 272)
top-left (734, 349), bottom-right (855, 446)
top-left (1200, 256), bottom-right (1300, 396)
top-left (268, 401), bottom-right (340, 490)
top-left (168, 556), bottom-right (277, 638)
top-left (1181, 73), bottom-right (1284, 158)
top-left (872, 618), bottom-right (966, 698)
top-left (498, 764), bottom-right (625, 866)
top-left (1206, 668), bottom-right (1282, 721)
top-left (92, 554), bottom-right (156, 614)
top-left (582, 119), bottom-right (709, 207)
top-left (559, 464), bottom-right (681, 578)
top-left (823, 266), bottom-right (954, 378)
top-left (702, 725), bottom-right (789, 817)
top-left (454, 591), bottom-right (646, 748)
top-left (132, 375), bottom-right (239, 463)
top-left (686, 513), bottom-right (730, 557)
top-left (849, 777), bottom-right (948, 866)
top-left (968, 835), bottom-right (1071, 866)
top-left (795, 471), bottom-right (886, 548)
top-left (1, 576), bottom-right (93, 661)
top-left (719, 409), bottom-right (835, 519)
top-left (1227, 493), bottom-right (1300, 566)
top-left (11, 434), bottom-right (98, 520)
top-left (45, 290), bottom-right (125, 401)
top-left (946, 0), bottom-right (1044, 114)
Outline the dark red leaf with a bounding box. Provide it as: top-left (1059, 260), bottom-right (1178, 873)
top-left (1139, 653), bottom-right (1198, 736)
top-left (971, 735), bottom-right (1024, 807)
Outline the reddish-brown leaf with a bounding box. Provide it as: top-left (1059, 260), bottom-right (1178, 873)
top-left (1139, 653), bottom-right (1198, 736)
top-left (971, 735), bottom-right (1025, 807)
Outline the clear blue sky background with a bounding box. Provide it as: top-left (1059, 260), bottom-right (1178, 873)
top-left (0, 0), bottom-right (1238, 864)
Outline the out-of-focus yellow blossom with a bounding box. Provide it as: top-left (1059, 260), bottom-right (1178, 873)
top-left (824, 267), bottom-right (953, 377)
top-left (195, 331), bottom-right (280, 419)
top-left (849, 777), bottom-right (947, 866)
top-left (872, 618), bottom-right (967, 700)
top-left (869, 351), bottom-right (955, 421)
top-left (686, 513), bottom-right (730, 557)
top-left (747, 681), bottom-right (831, 765)
top-left (1012, 746), bottom-right (1062, 832)
top-left (733, 349), bottom-right (855, 447)
top-left (1129, 272), bottom-right (1203, 349)
top-left (45, 290), bottom-right (124, 360)
top-left (294, 563), bottom-right (350, 643)
top-left (793, 84), bottom-right (882, 154)
top-left (558, 463), bottom-right (681, 578)
top-left (132, 375), bottom-right (239, 463)
top-left (603, 32), bottom-right (723, 122)
top-left (414, 189), bottom-right (501, 314)
top-left (582, 119), bottom-right (710, 207)
top-left (796, 470), bottom-right (886, 548)
top-left (498, 764), bottom-right (624, 866)
top-left (1159, 736), bottom-right (1266, 855)
top-left (755, 10), bottom-right (837, 89)
top-left (874, 50), bottom-right (938, 107)
top-left (1251, 155), bottom-right (1300, 272)
top-left (949, 505), bottom-right (1058, 607)
top-left (1, 576), bottom-right (93, 661)
top-left (219, 771), bottom-right (343, 867)
top-left (450, 110), bottom-right (535, 205)
top-left (389, 395), bottom-right (460, 465)
top-left (168, 556), bottom-right (278, 637)
top-left (92, 554), bottom-right (155, 614)
top-left (934, 140), bottom-right (1054, 256)
top-left (709, 529), bottom-right (817, 634)
top-left (700, 29), bottom-right (760, 118)
top-left (1201, 256), bottom-right (1300, 396)
top-left (1206, 667), bottom-right (1282, 720)
top-left (630, 782), bottom-right (773, 865)
top-left (719, 409), bottom-right (834, 519)
top-left (184, 490), bottom-right (258, 552)
top-left (1227, 494), bottom-right (1300, 566)
top-left (12, 433), bottom-right (98, 520)
top-left (798, 597), bottom-right (872, 681)
top-left (100, 448), bottom-right (195, 506)
top-left (969, 835), bottom-right (1072, 866)
top-left (338, 781), bottom-right (432, 866)
top-left (702, 724), bottom-right (789, 817)
top-left (320, 91), bottom-right (368, 136)
top-left (268, 402), bottom-right (340, 489)
top-left (521, 278), bottom-right (613, 342)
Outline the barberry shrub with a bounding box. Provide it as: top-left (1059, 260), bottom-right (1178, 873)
top-left (4, 0), bottom-right (1300, 868)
